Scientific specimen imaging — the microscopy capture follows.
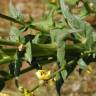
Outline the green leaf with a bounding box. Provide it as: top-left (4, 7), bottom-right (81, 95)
top-left (57, 43), bottom-right (66, 79)
top-left (50, 28), bottom-right (83, 79)
top-left (30, 10), bottom-right (54, 32)
top-left (55, 69), bottom-right (67, 81)
top-left (9, 1), bottom-right (24, 22)
top-left (9, 26), bottom-right (20, 42)
top-left (60, 0), bottom-right (94, 50)
top-left (9, 26), bottom-right (25, 43)
top-left (48, 2), bottom-right (58, 10)
top-left (32, 33), bottom-right (41, 44)
top-left (50, 28), bottom-right (81, 43)
top-left (50, 28), bottom-right (69, 79)
top-left (62, 69), bottom-right (67, 79)
top-left (77, 58), bottom-right (87, 69)
top-left (19, 35), bottom-right (25, 44)
top-left (79, 7), bottom-right (88, 17)
top-left (25, 42), bottom-right (32, 63)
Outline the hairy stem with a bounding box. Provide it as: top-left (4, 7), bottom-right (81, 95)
top-left (0, 13), bottom-right (24, 25)
top-left (0, 42), bottom-right (84, 64)
top-left (0, 13), bottom-right (48, 32)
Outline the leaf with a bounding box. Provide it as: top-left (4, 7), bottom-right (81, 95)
top-left (79, 7), bottom-right (88, 17)
top-left (50, 28), bottom-right (81, 79)
top-left (30, 10), bottom-right (54, 32)
top-left (9, 26), bottom-right (20, 42)
top-left (48, 1), bottom-right (59, 10)
top-left (9, 0), bottom-right (24, 22)
top-left (77, 58), bottom-right (87, 69)
top-left (55, 69), bottom-right (67, 80)
top-left (19, 35), bottom-right (26, 44)
top-left (25, 42), bottom-right (32, 63)
top-left (9, 26), bottom-right (25, 43)
top-left (32, 33), bottom-right (41, 44)
top-left (62, 69), bottom-right (67, 79)
top-left (60, 0), bottom-right (94, 50)
top-left (57, 44), bottom-right (66, 79)
top-left (50, 29), bottom-right (67, 70)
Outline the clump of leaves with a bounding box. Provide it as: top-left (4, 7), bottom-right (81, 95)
top-left (0, 0), bottom-right (96, 96)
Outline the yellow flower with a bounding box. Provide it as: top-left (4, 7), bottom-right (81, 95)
top-left (50, 0), bottom-right (57, 3)
top-left (24, 88), bottom-right (31, 96)
top-left (18, 86), bottom-right (24, 92)
top-left (0, 93), bottom-right (9, 96)
top-left (49, 79), bottom-right (55, 86)
top-left (18, 44), bottom-right (24, 51)
top-left (36, 70), bottom-right (51, 80)
top-left (81, 37), bottom-right (87, 44)
top-left (39, 80), bottom-right (45, 85)
top-left (86, 65), bottom-right (93, 74)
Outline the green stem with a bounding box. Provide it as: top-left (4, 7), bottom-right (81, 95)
top-left (0, 43), bottom-right (84, 64)
top-left (0, 39), bottom-right (20, 46)
top-left (0, 56), bottom-right (15, 64)
top-left (0, 13), bottom-right (48, 32)
top-left (32, 43), bottom-right (57, 56)
top-left (32, 43), bottom-right (84, 57)
top-left (0, 13), bottom-right (24, 25)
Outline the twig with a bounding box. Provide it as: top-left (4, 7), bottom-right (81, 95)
top-left (29, 59), bottom-right (76, 92)
top-left (0, 13), bottom-right (48, 32)
top-left (0, 13), bottom-right (24, 25)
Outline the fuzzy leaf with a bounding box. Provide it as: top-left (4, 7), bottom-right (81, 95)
top-left (9, 1), bottom-right (24, 22)
top-left (9, 26), bottom-right (20, 42)
top-left (9, 26), bottom-right (25, 43)
top-left (60, 0), bottom-right (94, 50)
